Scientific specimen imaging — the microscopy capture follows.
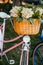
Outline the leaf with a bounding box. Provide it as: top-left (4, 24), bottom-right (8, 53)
top-left (35, 11), bottom-right (40, 18)
top-left (29, 18), bottom-right (34, 24)
top-left (16, 17), bottom-right (22, 22)
top-left (23, 18), bottom-right (28, 22)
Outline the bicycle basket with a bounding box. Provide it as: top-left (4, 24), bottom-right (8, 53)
top-left (13, 19), bottom-right (41, 35)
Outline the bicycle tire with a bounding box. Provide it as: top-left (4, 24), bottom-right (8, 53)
top-left (21, 51), bottom-right (27, 65)
top-left (33, 41), bottom-right (43, 65)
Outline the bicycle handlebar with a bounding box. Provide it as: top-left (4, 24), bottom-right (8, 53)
top-left (0, 12), bottom-right (10, 19)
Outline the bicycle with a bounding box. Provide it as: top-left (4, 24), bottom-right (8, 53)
top-left (0, 12), bottom-right (43, 65)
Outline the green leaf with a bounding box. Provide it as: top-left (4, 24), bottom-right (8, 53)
top-left (16, 17), bottom-right (22, 22)
top-left (34, 11), bottom-right (40, 18)
top-left (23, 18), bottom-right (28, 22)
top-left (29, 18), bottom-right (34, 24)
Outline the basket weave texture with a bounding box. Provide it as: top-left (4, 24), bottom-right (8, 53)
top-left (13, 19), bottom-right (40, 35)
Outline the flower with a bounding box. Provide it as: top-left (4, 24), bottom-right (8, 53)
top-left (21, 7), bottom-right (34, 18)
top-left (10, 6), bottom-right (21, 17)
top-left (35, 7), bottom-right (43, 16)
top-left (10, 6), bottom-right (43, 23)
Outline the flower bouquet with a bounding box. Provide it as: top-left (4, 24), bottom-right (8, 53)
top-left (10, 6), bottom-right (43, 35)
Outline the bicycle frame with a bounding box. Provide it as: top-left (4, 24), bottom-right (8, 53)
top-left (0, 19), bottom-right (24, 56)
top-left (0, 20), bottom-right (30, 65)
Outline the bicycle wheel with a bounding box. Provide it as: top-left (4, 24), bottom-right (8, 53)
top-left (33, 41), bottom-right (43, 65)
top-left (21, 51), bottom-right (28, 65)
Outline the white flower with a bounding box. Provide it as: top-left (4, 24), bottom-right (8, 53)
top-left (10, 6), bottom-right (42, 20)
top-left (36, 7), bottom-right (43, 16)
top-left (10, 6), bottom-right (21, 17)
top-left (21, 7), bottom-right (34, 19)
top-left (10, 12), bottom-right (18, 17)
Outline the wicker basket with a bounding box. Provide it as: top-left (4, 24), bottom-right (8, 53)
top-left (13, 19), bottom-right (40, 35)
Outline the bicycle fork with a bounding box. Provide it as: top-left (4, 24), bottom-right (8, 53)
top-left (20, 35), bottom-right (31, 65)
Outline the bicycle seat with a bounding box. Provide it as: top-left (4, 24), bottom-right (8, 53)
top-left (0, 12), bottom-right (10, 19)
